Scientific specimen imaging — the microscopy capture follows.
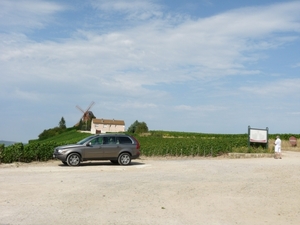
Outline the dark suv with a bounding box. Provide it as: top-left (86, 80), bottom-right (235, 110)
top-left (53, 134), bottom-right (141, 166)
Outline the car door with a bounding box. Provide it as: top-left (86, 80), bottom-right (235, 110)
top-left (101, 136), bottom-right (119, 159)
top-left (83, 137), bottom-right (104, 160)
top-left (117, 136), bottom-right (134, 154)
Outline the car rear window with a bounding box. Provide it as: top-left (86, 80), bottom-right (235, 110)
top-left (117, 137), bottom-right (133, 144)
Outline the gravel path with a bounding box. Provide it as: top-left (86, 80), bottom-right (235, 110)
top-left (1, 151), bottom-right (300, 225)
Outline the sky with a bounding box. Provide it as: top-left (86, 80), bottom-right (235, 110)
top-left (1, 0), bottom-right (300, 143)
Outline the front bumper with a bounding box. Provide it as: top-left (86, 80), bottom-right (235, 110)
top-left (53, 153), bottom-right (67, 162)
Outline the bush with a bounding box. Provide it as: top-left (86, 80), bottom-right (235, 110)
top-left (1, 143), bottom-right (24, 163)
top-left (0, 144), bottom-right (4, 163)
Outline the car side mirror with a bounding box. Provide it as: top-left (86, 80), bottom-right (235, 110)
top-left (87, 142), bottom-right (92, 146)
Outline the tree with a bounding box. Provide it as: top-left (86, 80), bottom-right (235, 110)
top-left (135, 122), bottom-right (148, 133)
top-left (127, 120), bottom-right (149, 134)
top-left (59, 117), bottom-right (66, 129)
top-left (127, 120), bottom-right (139, 133)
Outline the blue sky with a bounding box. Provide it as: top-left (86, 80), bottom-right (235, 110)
top-left (1, 0), bottom-right (300, 143)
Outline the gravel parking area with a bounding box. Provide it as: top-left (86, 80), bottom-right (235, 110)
top-left (1, 151), bottom-right (300, 225)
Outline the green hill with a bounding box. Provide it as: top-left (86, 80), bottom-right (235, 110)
top-left (30, 129), bottom-right (92, 144)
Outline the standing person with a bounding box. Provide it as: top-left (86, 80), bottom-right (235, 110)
top-left (274, 135), bottom-right (282, 159)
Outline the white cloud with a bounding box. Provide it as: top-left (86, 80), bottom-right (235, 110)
top-left (288, 111), bottom-right (300, 115)
top-left (204, 1), bottom-right (300, 38)
top-left (240, 78), bottom-right (300, 97)
top-left (120, 101), bottom-right (158, 109)
top-left (13, 88), bottom-right (40, 101)
top-left (0, 0), bottom-right (65, 31)
top-left (175, 104), bottom-right (226, 112)
top-left (292, 62), bottom-right (300, 68)
top-left (1, 1), bottom-right (300, 85)
top-left (0, 1), bottom-right (300, 106)
top-left (91, 0), bottom-right (163, 20)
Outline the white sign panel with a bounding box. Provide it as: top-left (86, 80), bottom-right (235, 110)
top-left (249, 129), bottom-right (267, 143)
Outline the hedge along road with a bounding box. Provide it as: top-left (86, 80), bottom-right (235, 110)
top-left (1, 151), bottom-right (300, 225)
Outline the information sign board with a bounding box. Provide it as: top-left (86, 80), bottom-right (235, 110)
top-left (248, 126), bottom-right (269, 148)
top-left (249, 129), bottom-right (268, 143)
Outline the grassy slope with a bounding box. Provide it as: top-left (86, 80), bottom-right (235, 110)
top-left (31, 129), bottom-right (92, 144)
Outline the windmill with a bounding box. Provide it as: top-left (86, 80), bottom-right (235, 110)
top-left (76, 101), bottom-right (95, 130)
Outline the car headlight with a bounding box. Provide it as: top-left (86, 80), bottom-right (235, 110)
top-left (58, 149), bottom-right (68, 154)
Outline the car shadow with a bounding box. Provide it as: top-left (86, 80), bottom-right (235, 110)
top-left (58, 161), bottom-right (145, 167)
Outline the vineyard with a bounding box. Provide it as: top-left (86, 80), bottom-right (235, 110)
top-left (138, 132), bottom-right (246, 157)
top-left (0, 130), bottom-right (299, 164)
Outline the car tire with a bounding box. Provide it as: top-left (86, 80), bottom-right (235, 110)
top-left (67, 153), bottom-right (81, 166)
top-left (118, 153), bottom-right (131, 166)
top-left (110, 160), bottom-right (119, 165)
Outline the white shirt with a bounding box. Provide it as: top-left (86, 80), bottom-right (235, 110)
top-left (275, 138), bottom-right (281, 152)
top-left (275, 138), bottom-right (281, 147)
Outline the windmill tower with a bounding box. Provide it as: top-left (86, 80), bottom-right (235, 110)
top-left (76, 101), bottom-right (95, 130)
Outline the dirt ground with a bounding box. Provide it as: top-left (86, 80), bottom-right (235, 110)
top-left (1, 151), bottom-right (300, 225)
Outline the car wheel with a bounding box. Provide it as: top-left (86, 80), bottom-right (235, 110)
top-left (67, 153), bottom-right (81, 166)
top-left (118, 153), bottom-right (131, 166)
top-left (110, 160), bottom-right (119, 164)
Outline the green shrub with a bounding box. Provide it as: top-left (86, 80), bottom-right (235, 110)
top-left (0, 144), bottom-right (4, 163)
top-left (1, 143), bottom-right (24, 163)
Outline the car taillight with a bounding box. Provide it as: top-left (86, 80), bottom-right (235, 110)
top-left (131, 136), bottom-right (140, 149)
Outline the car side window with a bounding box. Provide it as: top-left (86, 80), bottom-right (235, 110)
top-left (90, 137), bottom-right (101, 145)
top-left (103, 136), bottom-right (116, 144)
top-left (117, 137), bottom-right (133, 144)
top-left (103, 137), bottom-right (109, 144)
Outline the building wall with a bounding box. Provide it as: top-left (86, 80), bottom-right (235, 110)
top-left (91, 123), bottom-right (125, 134)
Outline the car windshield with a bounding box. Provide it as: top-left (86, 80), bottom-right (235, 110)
top-left (76, 136), bottom-right (97, 145)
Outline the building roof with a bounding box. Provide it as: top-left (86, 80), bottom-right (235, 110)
top-left (92, 118), bottom-right (125, 126)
